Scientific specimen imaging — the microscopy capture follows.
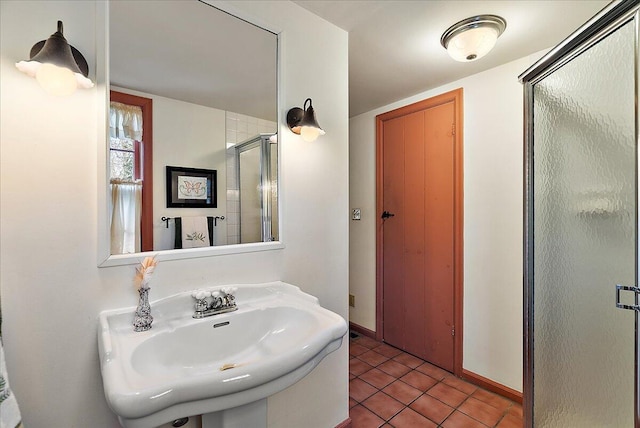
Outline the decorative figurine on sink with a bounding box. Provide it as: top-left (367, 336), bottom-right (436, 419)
top-left (192, 287), bottom-right (238, 319)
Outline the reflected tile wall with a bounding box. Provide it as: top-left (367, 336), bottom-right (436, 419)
top-left (225, 111), bottom-right (276, 245)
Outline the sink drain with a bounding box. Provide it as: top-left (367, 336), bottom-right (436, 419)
top-left (171, 417), bottom-right (189, 427)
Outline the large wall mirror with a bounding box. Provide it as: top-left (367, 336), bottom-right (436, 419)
top-left (101, 0), bottom-right (279, 265)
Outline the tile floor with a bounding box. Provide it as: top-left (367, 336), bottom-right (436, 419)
top-left (349, 333), bottom-right (523, 428)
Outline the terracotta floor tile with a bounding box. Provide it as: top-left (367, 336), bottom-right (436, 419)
top-left (443, 375), bottom-right (478, 395)
top-left (415, 362), bottom-right (449, 380)
top-left (442, 410), bottom-right (487, 428)
top-left (349, 358), bottom-right (374, 376)
top-left (382, 380), bottom-right (422, 405)
top-left (359, 368), bottom-right (396, 389)
top-left (358, 350), bottom-right (389, 367)
top-left (350, 404), bottom-right (385, 428)
top-left (400, 370), bottom-right (438, 392)
top-left (349, 378), bottom-right (378, 402)
top-left (508, 404), bottom-right (523, 419)
top-left (497, 413), bottom-right (523, 428)
top-left (426, 382), bottom-right (469, 408)
top-left (388, 407), bottom-right (438, 428)
top-left (392, 352), bottom-right (424, 369)
top-left (355, 336), bottom-right (380, 349)
top-left (409, 393), bottom-right (455, 424)
top-left (373, 343), bottom-right (403, 358)
top-left (349, 343), bottom-right (369, 357)
top-left (349, 334), bottom-right (521, 428)
top-left (377, 359), bottom-right (412, 378)
top-left (458, 396), bottom-right (505, 426)
top-left (472, 388), bottom-right (512, 411)
top-left (362, 392), bottom-right (405, 421)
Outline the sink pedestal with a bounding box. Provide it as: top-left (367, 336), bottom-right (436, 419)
top-left (201, 399), bottom-right (266, 428)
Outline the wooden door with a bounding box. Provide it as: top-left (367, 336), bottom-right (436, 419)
top-left (376, 89), bottom-right (462, 373)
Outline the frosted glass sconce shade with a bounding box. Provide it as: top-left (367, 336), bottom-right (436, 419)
top-left (16, 21), bottom-right (94, 96)
top-left (287, 98), bottom-right (325, 142)
top-left (440, 15), bottom-right (506, 62)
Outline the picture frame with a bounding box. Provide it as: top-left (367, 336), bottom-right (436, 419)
top-left (166, 165), bottom-right (217, 208)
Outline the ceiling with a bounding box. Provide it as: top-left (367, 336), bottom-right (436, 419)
top-left (292, 0), bottom-right (610, 117)
top-left (109, 1), bottom-right (610, 121)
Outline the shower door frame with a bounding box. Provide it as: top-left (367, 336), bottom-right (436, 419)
top-left (235, 134), bottom-right (276, 243)
top-left (520, 1), bottom-right (640, 426)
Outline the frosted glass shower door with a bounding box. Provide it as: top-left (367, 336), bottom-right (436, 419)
top-left (529, 18), bottom-right (636, 427)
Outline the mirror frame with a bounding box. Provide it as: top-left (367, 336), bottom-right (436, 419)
top-left (97, 0), bottom-right (285, 267)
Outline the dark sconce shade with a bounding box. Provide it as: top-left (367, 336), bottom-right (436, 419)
top-left (16, 20), bottom-right (94, 96)
top-left (287, 98), bottom-right (325, 142)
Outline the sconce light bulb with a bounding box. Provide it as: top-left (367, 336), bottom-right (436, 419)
top-left (35, 62), bottom-right (78, 96)
top-left (300, 126), bottom-right (321, 142)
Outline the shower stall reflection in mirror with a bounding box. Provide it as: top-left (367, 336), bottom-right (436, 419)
top-left (226, 134), bottom-right (278, 245)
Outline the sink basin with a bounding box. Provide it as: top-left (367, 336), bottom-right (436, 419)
top-left (98, 281), bottom-right (347, 428)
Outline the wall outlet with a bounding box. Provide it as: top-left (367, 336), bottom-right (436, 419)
top-left (352, 208), bottom-right (361, 220)
top-left (349, 294), bottom-right (355, 307)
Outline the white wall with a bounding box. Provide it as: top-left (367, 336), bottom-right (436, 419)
top-left (0, 2), bottom-right (349, 428)
top-left (349, 55), bottom-right (544, 392)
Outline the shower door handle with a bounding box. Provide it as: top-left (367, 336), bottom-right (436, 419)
top-left (615, 284), bottom-right (640, 311)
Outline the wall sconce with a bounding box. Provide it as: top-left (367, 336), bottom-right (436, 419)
top-left (440, 15), bottom-right (506, 62)
top-left (16, 21), bottom-right (94, 96)
top-left (286, 98), bottom-right (325, 142)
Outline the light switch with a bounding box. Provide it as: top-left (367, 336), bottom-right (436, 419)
top-left (352, 208), bottom-right (361, 220)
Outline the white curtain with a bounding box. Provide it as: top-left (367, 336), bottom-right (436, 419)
top-left (110, 101), bottom-right (143, 140)
top-left (109, 101), bottom-right (144, 254)
top-left (110, 179), bottom-right (142, 254)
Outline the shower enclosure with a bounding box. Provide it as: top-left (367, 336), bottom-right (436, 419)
top-left (521, 0), bottom-right (639, 426)
top-left (227, 134), bottom-right (278, 244)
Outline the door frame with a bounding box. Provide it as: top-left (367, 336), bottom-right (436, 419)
top-left (375, 88), bottom-right (464, 376)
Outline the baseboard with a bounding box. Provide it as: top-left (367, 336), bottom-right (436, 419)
top-left (462, 369), bottom-right (523, 404)
top-left (335, 417), bottom-right (352, 428)
top-left (349, 322), bottom-right (376, 339)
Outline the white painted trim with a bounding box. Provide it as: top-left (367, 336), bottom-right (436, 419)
top-left (100, 241), bottom-right (285, 267)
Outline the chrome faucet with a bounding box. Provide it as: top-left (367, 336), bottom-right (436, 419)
top-left (191, 287), bottom-right (238, 319)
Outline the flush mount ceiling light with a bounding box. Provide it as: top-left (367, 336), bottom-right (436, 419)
top-left (286, 98), bottom-right (325, 142)
top-left (440, 15), bottom-right (506, 62)
top-left (16, 20), bottom-right (94, 96)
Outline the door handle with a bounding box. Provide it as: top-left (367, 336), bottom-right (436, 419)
top-left (615, 284), bottom-right (640, 311)
top-left (381, 211), bottom-right (395, 219)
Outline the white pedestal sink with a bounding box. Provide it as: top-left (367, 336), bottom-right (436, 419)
top-left (97, 282), bottom-right (347, 428)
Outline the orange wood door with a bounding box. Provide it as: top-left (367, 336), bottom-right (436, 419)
top-left (381, 99), bottom-right (457, 372)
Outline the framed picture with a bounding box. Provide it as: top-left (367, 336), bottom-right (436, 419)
top-left (166, 166), bottom-right (217, 208)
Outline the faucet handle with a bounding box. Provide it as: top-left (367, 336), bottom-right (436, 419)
top-left (192, 290), bottom-right (209, 301)
top-left (220, 286), bottom-right (237, 296)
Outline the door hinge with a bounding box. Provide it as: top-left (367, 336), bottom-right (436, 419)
top-left (451, 326), bottom-right (455, 336)
top-left (451, 123), bottom-right (455, 136)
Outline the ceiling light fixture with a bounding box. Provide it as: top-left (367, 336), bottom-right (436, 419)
top-left (286, 98), bottom-right (325, 142)
top-left (16, 21), bottom-right (94, 96)
top-left (440, 15), bottom-right (506, 62)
